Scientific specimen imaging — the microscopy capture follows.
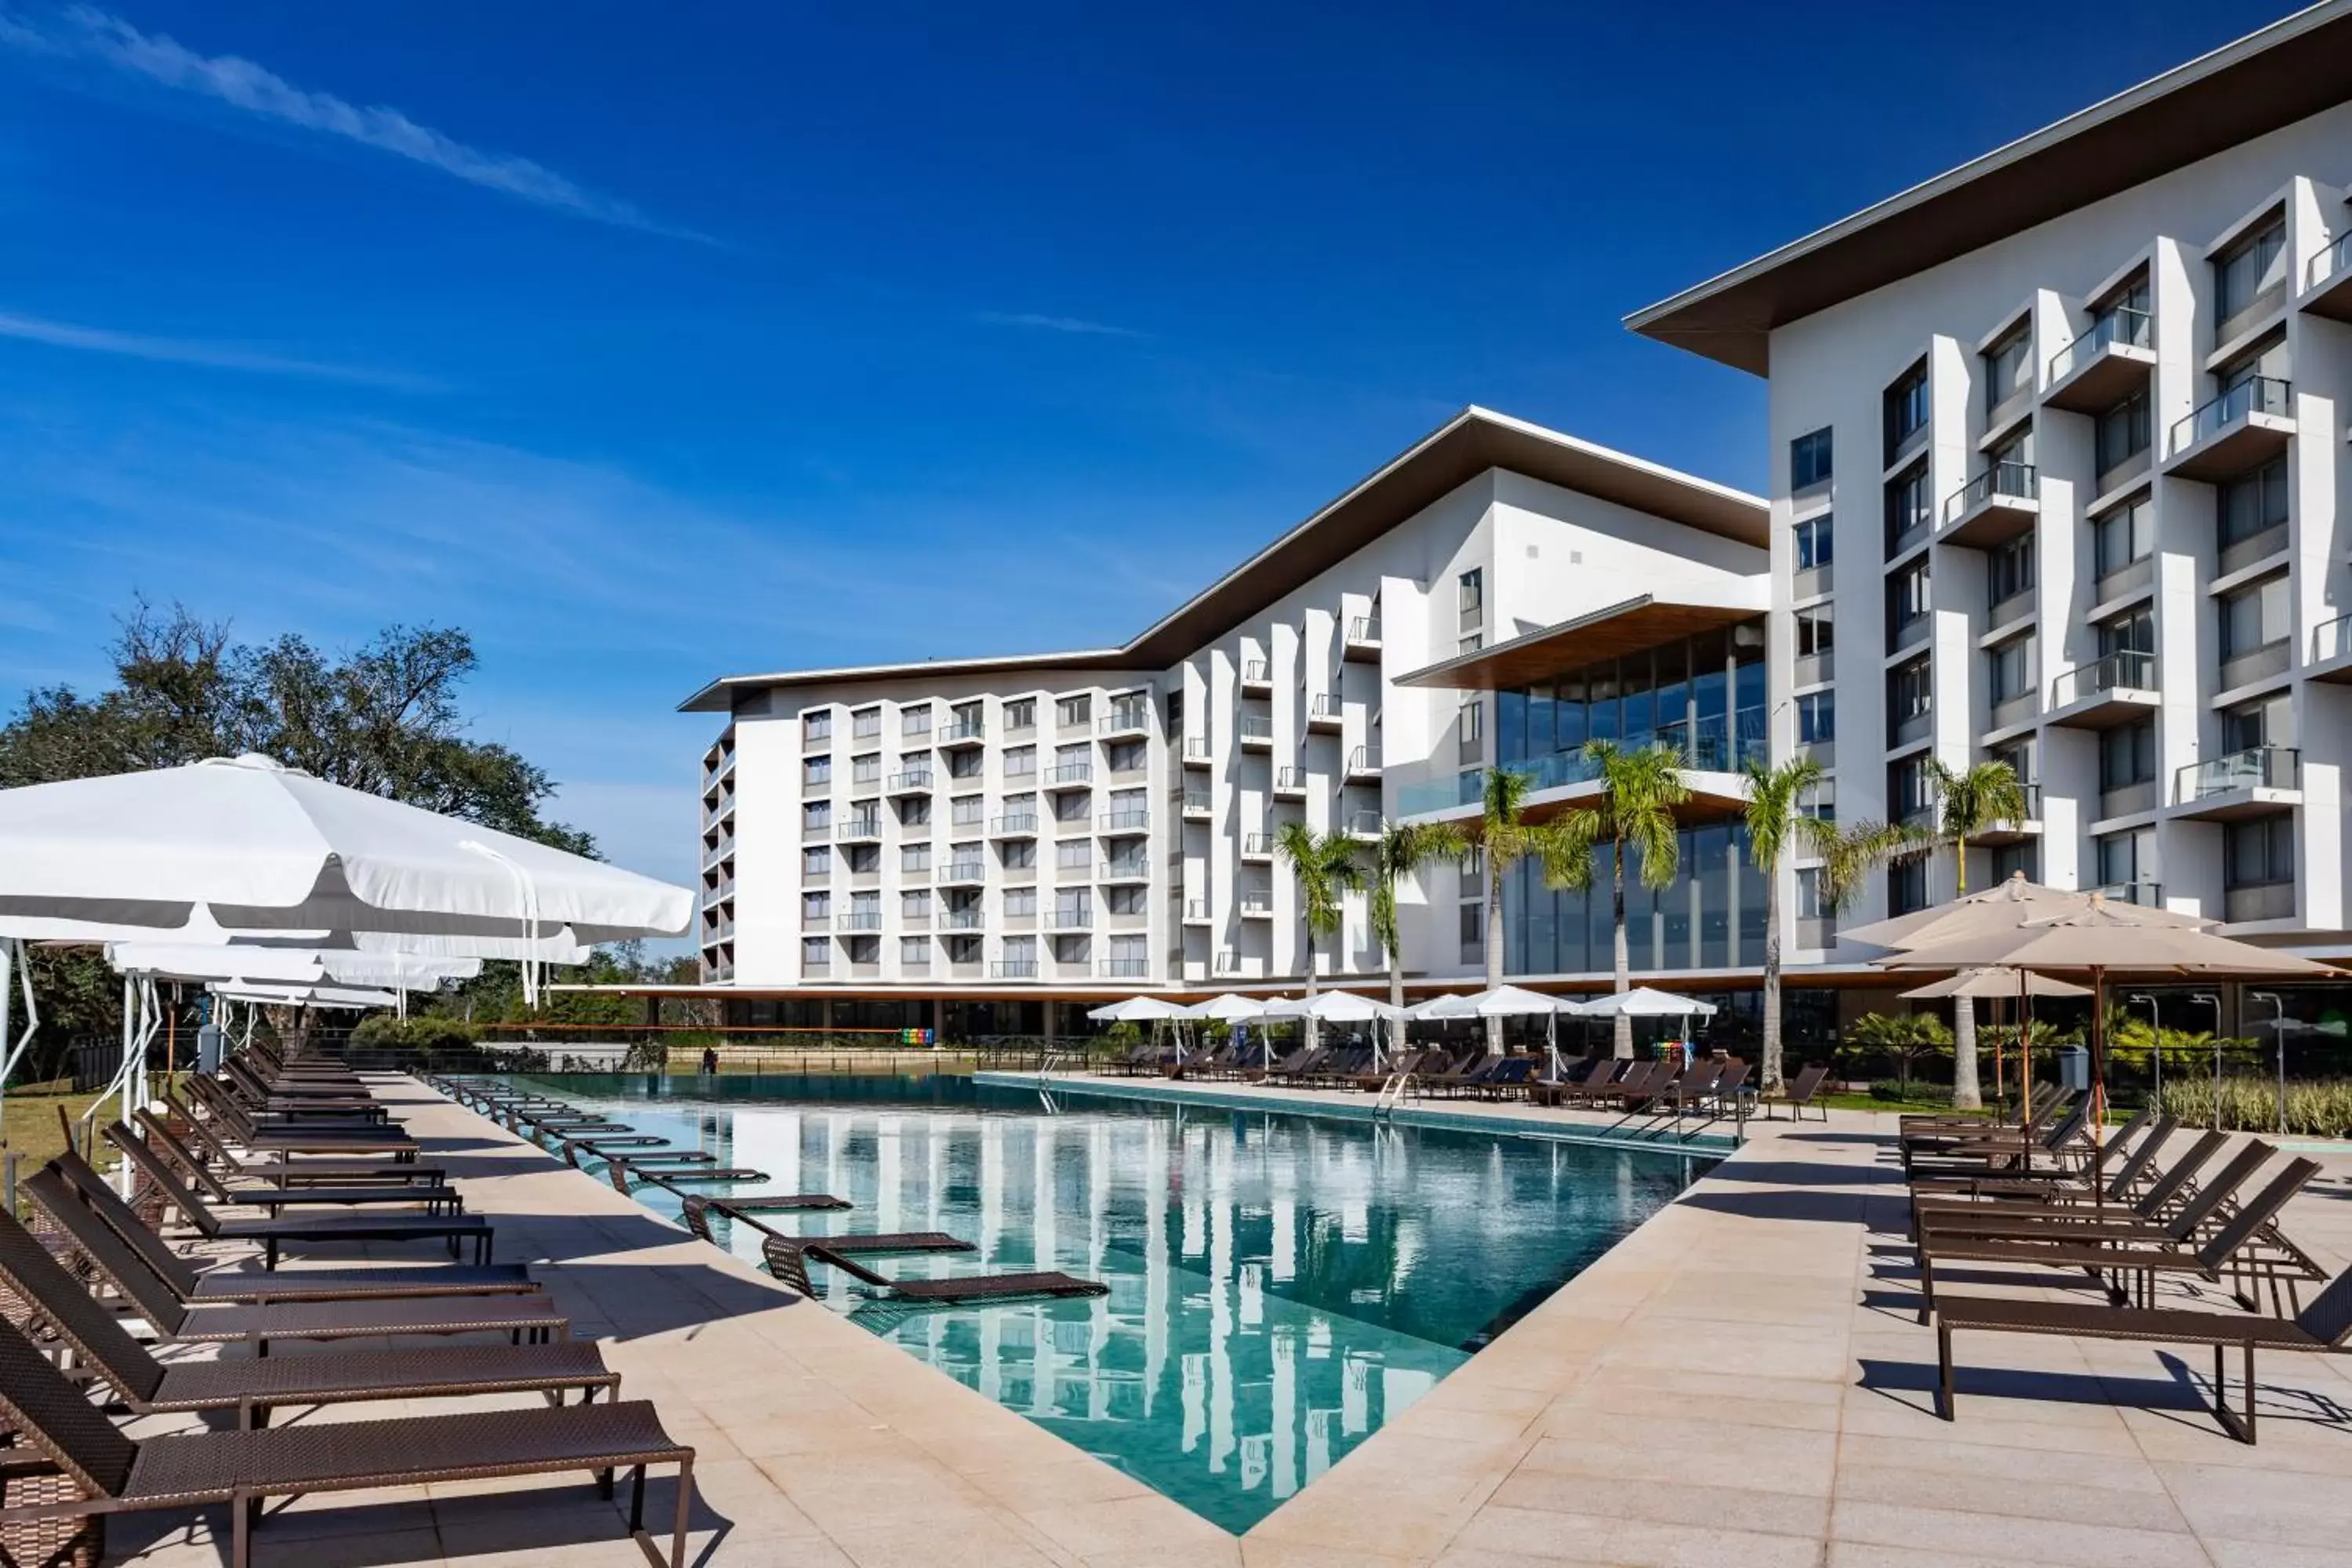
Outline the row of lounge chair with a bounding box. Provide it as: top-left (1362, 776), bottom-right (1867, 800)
top-left (1896, 1085), bottom-right (2343, 1443)
top-left (0, 1040), bottom-right (697, 1567)
top-left (433, 1074), bottom-right (1112, 1310)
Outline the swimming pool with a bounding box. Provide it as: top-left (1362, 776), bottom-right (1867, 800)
top-left (510, 1073), bottom-right (1710, 1532)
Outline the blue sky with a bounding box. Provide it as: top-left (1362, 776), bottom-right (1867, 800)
top-left (0, 0), bottom-right (2301, 897)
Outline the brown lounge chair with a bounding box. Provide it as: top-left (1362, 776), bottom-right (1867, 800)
top-left (1911, 1120), bottom-right (2209, 1232)
top-left (184, 1083), bottom-right (419, 1160)
top-left (132, 1111), bottom-right (462, 1218)
top-left (0, 1207), bottom-right (613, 1429)
top-left (1909, 1113), bottom-right (2189, 1207)
top-left (1913, 1152), bottom-right (2320, 1323)
top-left (1900, 1081), bottom-right (2066, 1134)
top-left (166, 1097), bottom-right (446, 1187)
top-left (0, 1312), bottom-right (694, 1568)
top-left (763, 1236), bottom-right (1108, 1305)
top-left (27, 1167), bottom-right (568, 1352)
top-left (47, 1151), bottom-right (536, 1302)
top-left (106, 1125), bottom-right (495, 1269)
top-left (1759, 1063), bottom-right (1831, 1121)
top-left (1936, 1264), bottom-right (2352, 1443)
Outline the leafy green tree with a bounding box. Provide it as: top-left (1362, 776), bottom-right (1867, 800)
top-left (1741, 756), bottom-right (1836, 1091)
top-left (1366, 819), bottom-right (1468, 1014)
top-left (1927, 759), bottom-right (2030, 1109)
top-left (1471, 767), bottom-right (1574, 1055)
top-left (1549, 741), bottom-right (1690, 1058)
top-left (1274, 822), bottom-right (1362, 1047)
top-left (1846, 1011), bottom-right (1955, 1096)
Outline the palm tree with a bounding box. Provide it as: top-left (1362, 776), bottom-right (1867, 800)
top-left (1742, 755), bottom-right (1836, 1092)
top-left (1927, 759), bottom-right (2030, 1110)
top-left (1367, 819), bottom-right (1469, 1014)
top-left (1549, 741), bottom-right (1690, 1058)
top-left (1471, 767), bottom-right (1563, 1055)
top-left (1274, 821), bottom-right (1363, 1049)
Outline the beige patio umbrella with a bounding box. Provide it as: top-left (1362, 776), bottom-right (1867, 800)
top-left (1900, 967), bottom-right (2092, 1105)
top-left (1878, 900), bottom-right (2336, 1203)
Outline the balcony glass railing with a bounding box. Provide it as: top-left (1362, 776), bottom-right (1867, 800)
top-left (1347, 745), bottom-right (1382, 775)
top-left (1047, 763), bottom-right (1093, 785)
top-left (1942, 460), bottom-right (2036, 523)
top-left (942, 719), bottom-right (984, 744)
top-left (1181, 791), bottom-right (1211, 815)
top-left (1348, 615), bottom-right (1381, 644)
top-left (2053, 649), bottom-right (2157, 707)
top-left (2177, 746), bottom-right (2300, 800)
top-left (834, 912), bottom-right (881, 931)
top-left (1048, 907), bottom-right (1093, 930)
top-left (1099, 861), bottom-right (1149, 880)
top-left (941, 860), bottom-right (986, 882)
top-left (1238, 891), bottom-right (1274, 915)
top-left (2171, 376), bottom-right (2292, 454)
top-left (1098, 810), bottom-right (1150, 833)
top-left (1394, 732), bottom-right (1769, 817)
top-left (1182, 737), bottom-right (1212, 763)
top-left (836, 818), bottom-right (881, 840)
top-left (1099, 705), bottom-right (1150, 734)
top-left (1242, 660), bottom-right (1272, 684)
top-left (1098, 958), bottom-right (1149, 978)
top-left (990, 815), bottom-right (1037, 835)
top-left (1238, 715), bottom-right (1274, 742)
top-left (2046, 307), bottom-right (2153, 382)
top-left (1308, 694), bottom-right (1343, 722)
top-left (2314, 612), bottom-right (2352, 663)
top-left (991, 960), bottom-right (1039, 978)
top-left (1184, 899), bottom-right (1210, 920)
top-left (885, 771), bottom-right (932, 793)
top-left (1274, 766), bottom-right (1306, 791)
top-left (1241, 833), bottom-right (1274, 856)
top-left (1345, 808), bottom-right (1381, 836)
top-left (946, 910), bottom-right (984, 929)
top-left (2311, 231), bottom-right (2352, 290)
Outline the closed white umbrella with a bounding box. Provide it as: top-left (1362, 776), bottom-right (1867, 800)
top-left (214, 983), bottom-right (398, 1009)
top-left (1086, 996), bottom-right (1190, 1022)
top-left (1570, 986), bottom-right (1719, 1064)
top-left (1180, 993), bottom-right (1268, 1022)
top-left (1262, 991), bottom-right (1408, 1070)
top-left (1409, 986), bottom-right (1573, 1073)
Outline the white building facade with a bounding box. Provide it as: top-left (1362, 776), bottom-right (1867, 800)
top-left (686, 409), bottom-right (1766, 1033)
top-left (1630, 1), bottom-right (2352, 1000)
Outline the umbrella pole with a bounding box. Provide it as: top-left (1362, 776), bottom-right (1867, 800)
top-left (2090, 966), bottom-right (2107, 1215)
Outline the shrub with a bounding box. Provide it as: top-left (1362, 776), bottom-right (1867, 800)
top-left (1871, 1080), bottom-right (1947, 1105)
top-left (350, 1015), bottom-right (481, 1054)
top-left (2159, 1076), bottom-right (2352, 1138)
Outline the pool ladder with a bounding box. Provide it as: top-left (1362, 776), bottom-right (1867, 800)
top-left (1371, 1072), bottom-right (1414, 1119)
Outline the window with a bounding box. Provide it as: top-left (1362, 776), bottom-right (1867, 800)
top-left (948, 747), bottom-right (983, 779)
top-left (803, 935), bottom-right (831, 966)
top-left (2221, 693), bottom-right (2290, 753)
top-left (1459, 699), bottom-right (1483, 763)
top-left (1984, 322), bottom-right (2033, 415)
top-left (1886, 558), bottom-right (1932, 636)
top-left (1884, 361), bottom-right (1929, 456)
top-left (1991, 840), bottom-right (2037, 885)
top-left (2100, 720), bottom-right (2155, 789)
top-left (2225, 816), bottom-right (2293, 889)
top-left (902, 888), bottom-right (931, 916)
top-left (802, 890), bottom-right (830, 920)
top-left (2219, 457), bottom-right (2287, 550)
top-left (2095, 830), bottom-right (2146, 889)
top-left (1885, 463), bottom-right (1931, 551)
top-left (1055, 839), bottom-right (1090, 869)
top-left (950, 701), bottom-right (981, 732)
top-left (1053, 789), bottom-right (1089, 822)
top-left (802, 845), bottom-right (829, 875)
top-left (2098, 608), bottom-right (2154, 660)
top-left (1004, 744), bottom-right (1036, 778)
top-left (804, 756), bottom-right (831, 786)
top-left (1987, 533), bottom-right (2034, 607)
top-left (803, 801), bottom-right (830, 831)
top-left (851, 753), bottom-right (880, 785)
top-left (951, 795), bottom-right (983, 826)
top-left (901, 704), bottom-right (931, 737)
top-left (2218, 332), bottom-right (2289, 394)
top-left (2092, 498), bottom-right (2152, 579)
top-left (1106, 884), bottom-right (1146, 916)
top-left (1056, 695), bottom-right (1092, 728)
top-left (1110, 933), bottom-right (1147, 967)
top-left (851, 706), bottom-right (881, 740)
top-left (1000, 791), bottom-right (1036, 823)
top-left (1795, 867), bottom-right (1826, 920)
top-left (1054, 743), bottom-right (1090, 778)
top-left (2221, 575), bottom-right (2290, 659)
top-left (1002, 838), bottom-right (1036, 870)
top-left (1004, 699), bottom-right (1036, 732)
top-left (837, 843), bottom-right (873, 873)
top-left (1004, 886), bottom-right (1036, 916)
top-left (2094, 389), bottom-right (2151, 478)
top-left (1798, 779), bottom-right (1835, 822)
top-left (1054, 887), bottom-right (1093, 922)
top-left (1796, 691), bottom-right (1834, 744)
top-left (899, 795), bottom-right (931, 827)
top-left (1001, 935), bottom-right (1036, 965)
top-left (902, 843), bottom-right (931, 873)
top-left (1791, 426), bottom-right (1833, 490)
top-left (2215, 216), bottom-right (2286, 322)
top-left (1987, 635), bottom-right (2034, 705)
top-left (1889, 658), bottom-right (1932, 724)
top-left (1889, 855), bottom-right (1929, 915)
top-left (902, 935), bottom-right (931, 965)
top-left (803, 710), bottom-right (833, 743)
top-left (1458, 900), bottom-right (1485, 957)
top-left (1889, 753), bottom-right (1935, 820)
top-left (1457, 568), bottom-right (1484, 633)
top-left (1792, 513), bottom-right (1834, 572)
top-left (848, 890), bottom-right (879, 922)
top-left (1795, 608), bottom-right (1835, 657)
top-left (947, 934), bottom-right (982, 962)
top-left (1106, 739), bottom-right (1145, 774)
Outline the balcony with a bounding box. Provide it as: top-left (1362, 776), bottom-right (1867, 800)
top-left (1272, 766), bottom-right (1308, 800)
top-left (885, 769), bottom-right (933, 797)
top-left (2043, 307), bottom-right (2156, 412)
top-left (2165, 377), bottom-right (2294, 481)
top-left (2312, 612), bottom-right (2352, 681)
top-left (1180, 790), bottom-right (1211, 821)
top-left (1182, 736), bottom-right (1212, 769)
top-left (1098, 957), bottom-right (1150, 978)
top-left (1238, 889), bottom-right (1274, 919)
top-left (1214, 949), bottom-right (1244, 977)
top-left (2305, 232), bottom-right (2352, 321)
top-left (2047, 650), bottom-right (2159, 728)
top-left (1971, 782), bottom-right (2042, 845)
top-left (946, 909), bottom-right (985, 930)
top-left (990, 960), bottom-right (1039, 980)
top-left (835, 911), bottom-right (882, 932)
top-left (1240, 660), bottom-right (1273, 693)
top-left (1098, 704), bottom-right (1152, 739)
top-left (1939, 461), bottom-right (2038, 548)
top-left (1345, 615), bottom-right (1383, 661)
top-left (938, 860), bottom-right (987, 886)
top-left (1048, 906), bottom-right (1093, 931)
top-left (836, 817), bottom-right (882, 843)
top-left (939, 719), bottom-right (985, 750)
top-left (1240, 833), bottom-right (1275, 862)
top-left (1182, 899), bottom-right (1213, 925)
top-left (1345, 745), bottom-right (1382, 781)
top-left (1098, 809), bottom-right (1150, 836)
top-left (1343, 808), bottom-right (1382, 841)
top-left (989, 814), bottom-right (1038, 838)
top-left (1305, 693), bottom-right (1344, 731)
top-left (1045, 762), bottom-right (1094, 789)
top-left (1098, 860), bottom-right (1151, 884)
top-left (1238, 715), bottom-right (1274, 751)
top-left (2173, 746), bottom-right (2301, 821)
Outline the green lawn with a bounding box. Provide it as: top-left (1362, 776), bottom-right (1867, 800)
top-left (3, 1089), bottom-right (125, 1174)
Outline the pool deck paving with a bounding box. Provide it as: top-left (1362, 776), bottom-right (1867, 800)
top-left (104, 1073), bottom-right (2352, 1566)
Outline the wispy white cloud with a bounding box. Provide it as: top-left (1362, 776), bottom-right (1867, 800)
top-left (2, 4), bottom-right (707, 241)
top-left (977, 310), bottom-right (1151, 339)
top-left (0, 309), bottom-right (434, 389)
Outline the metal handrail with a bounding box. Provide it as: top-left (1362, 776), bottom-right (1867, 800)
top-left (1047, 763), bottom-right (1093, 784)
top-left (2171, 376), bottom-right (2291, 453)
top-left (2052, 649), bottom-right (2156, 707)
top-left (1347, 745), bottom-right (1383, 774)
top-left (2047, 306), bottom-right (2152, 381)
top-left (1098, 810), bottom-right (1150, 832)
top-left (2176, 746), bottom-right (2300, 800)
top-left (1242, 660), bottom-right (1272, 684)
top-left (1348, 615), bottom-right (1381, 643)
top-left (1942, 460), bottom-right (2036, 522)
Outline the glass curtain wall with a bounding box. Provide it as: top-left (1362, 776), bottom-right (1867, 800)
top-left (1493, 624), bottom-right (1767, 793)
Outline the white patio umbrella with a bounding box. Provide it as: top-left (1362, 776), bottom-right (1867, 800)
top-left (1262, 991), bottom-right (1408, 1069)
top-left (214, 983), bottom-right (398, 1009)
top-left (1181, 993), bottom-right (1268, 1022)
top-left (1409, 986), bottom-right (1574, 1074)
top-left (1569, 986), bottom-right (1719, 1062)
top-left (1086, 996), bottom-right (1191, 1022)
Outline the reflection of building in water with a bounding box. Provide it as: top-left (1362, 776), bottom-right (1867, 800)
top-left (695, 1099), bottom-right (1686, 1521)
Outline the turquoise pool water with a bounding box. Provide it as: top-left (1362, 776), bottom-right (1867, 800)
top-left (513, 1073), bottom-right (1709, 1532)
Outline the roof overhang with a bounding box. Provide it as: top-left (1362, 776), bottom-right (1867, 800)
top-left (1625, 0), bottom-right (2352, 375)
top-left (1395, 587), bottom-right (1768, 691)
top-left (679, 407), bottom-right (1766, 714)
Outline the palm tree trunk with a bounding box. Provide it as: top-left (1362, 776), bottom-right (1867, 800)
top-left (1611, 841), bottom-right (1632, 1059)
top-left (1760, 866), bottom-right (1783, 1091)
top-left (1303, 927), bottom-right (1320, 1053)
top-left (1484, 856), bottom-right (1505, 1056)
top-left (1948, 834), bottom-right (1980, 1109)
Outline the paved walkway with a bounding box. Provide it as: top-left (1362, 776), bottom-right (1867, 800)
top-left (107, 1076), bottom-right (2352, 1566)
